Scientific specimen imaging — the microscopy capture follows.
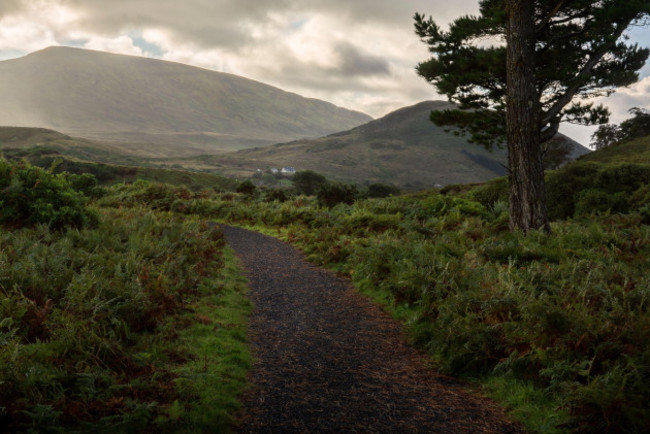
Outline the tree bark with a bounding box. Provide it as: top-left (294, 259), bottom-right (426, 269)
top-left (506, 0), bottom-right (551, 234)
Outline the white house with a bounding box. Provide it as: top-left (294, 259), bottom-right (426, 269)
top-left (281, 167), bottom-right (296, 175)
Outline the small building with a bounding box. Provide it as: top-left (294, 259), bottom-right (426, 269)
top-left (270, 168), bottom-right (280, 174)
top-left (281, 166), bottom-right (296, 175)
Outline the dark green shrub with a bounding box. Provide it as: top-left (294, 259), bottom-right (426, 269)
top-left (236, 179), bottom-right (256, 196)
top-left (365, 183), bottom-right (400, 198)
top-left (316, 182), bottom-right (358, 207)
top-left (546, 162), bottom-right (650, 220)
top-left (545, 162), bottom-right (601, 220)
top-left (0, 160), bottom-right (98, 229)
top-left (574, 189), bottom-right (628, 217)
top-left (66, 173), bottom-right (105, 198)
top-left (594, 164), bottom-right (650, 194)
top-left (468, 177), bottom-right (508, 208)
top-left (264, 188), bottom-right (289, 202)
top-left (292, 170), bottom-right (327, 196)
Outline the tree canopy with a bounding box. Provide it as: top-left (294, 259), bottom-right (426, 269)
top-left (415, 0), bottom-right (650, 148)
top-left (591, 107), bottom-right (650, 149)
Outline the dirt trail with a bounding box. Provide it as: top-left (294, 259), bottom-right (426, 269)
top-left (222, 225), bottom-right (522, 433)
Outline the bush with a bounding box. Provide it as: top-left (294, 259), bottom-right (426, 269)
top-left (365, 183), bottom-right (400, 198)
top-left (467, 177), bottom-right (508, 208)
top-left (292, 170), bottom-right (327, 196)
top-left (574, 189), bottom-right (628, 216)
top-left (66, 173), bottom-right (105, 198)
top-left (316, 182), bottom-right (358, 207)
top-left (264, 188), bottom-right (289, 202)
top-left (236, 179), bottom-right (256, 196)
top-left (0, 160), bottom-right (98, 229)
top-left (546, 162), bottom-right (650, 220)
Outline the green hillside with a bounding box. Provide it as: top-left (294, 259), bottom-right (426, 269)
top-left (578, 134), bottom-right (650, 164)
top-left (0, 129), bottom-right (239, 191)
top-left (202, 101), bottom-right (589, 189)
top-left (0, 47), bottom-right (371, 156)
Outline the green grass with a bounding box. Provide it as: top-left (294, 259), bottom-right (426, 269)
top-left (579, 134), bottom-right (650, 164)
top-left (160, 246), bottom-right (252, 433)
top-left (483, 376), bottom-right (568, 434)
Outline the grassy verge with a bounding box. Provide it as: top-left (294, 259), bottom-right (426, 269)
top-left (164, 246), bottom-right (251, 432)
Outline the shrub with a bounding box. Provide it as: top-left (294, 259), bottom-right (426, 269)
top-left (316, 182), bottom-right (358, 207)
top-left (292, 170), bottom-right (327, 196)
top-left (236, 180), bottom-right (256, 196)
top-left (264, 188), bottom-right (289, 202)
top-left (66, 173), bottom-right (105, 198)
top-left (574, 189), bottom-right (628, 217)
top-left (467, 177), bottom-right (508, 208)
top-left (365, 183), bottom-right (400, 198)
top-left (0, 160), bottom-right (98, 229)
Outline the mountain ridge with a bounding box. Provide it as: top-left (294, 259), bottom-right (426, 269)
top-left (0, 46), bottom-right (371, 155)
top-left (201, 101), bottom-right (590, 189)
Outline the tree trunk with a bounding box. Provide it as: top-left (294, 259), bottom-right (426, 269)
top-left (506, 0), bottom-right (551, 234)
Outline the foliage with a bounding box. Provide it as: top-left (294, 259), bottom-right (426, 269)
top-left (0, 207), bottom-right (250, 431)
top-left (590, 124), bottom-right (623, 150)
top-left (463, 160), bottom-right (650, 222)
top-left (591, 107), bottom-right (650, 149)
top-left (264, 188), bottom-right (290, 202)
top-left (316, 182), bottom-right (359, 208)
top-left (236, 179), bottom-right (256, 196)
top-left (0, 146), bottom-right (239, 192)
top-left (0, 159), bottom-right (98, 229)
top-left (545, 162), bottom-right (650, 220)
top-left (364, 183), bottom-right (401, 198)
top-left (291, 170), bottom-right (327, 196)
top-left (414, 1), bottom-right (650, 147)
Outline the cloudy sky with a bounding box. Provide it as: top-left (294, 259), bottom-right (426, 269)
top-left (0, 0), bottom-right (648, 145)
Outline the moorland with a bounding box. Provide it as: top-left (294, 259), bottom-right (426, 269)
top-left (1, 47), bottom-right (649, 433)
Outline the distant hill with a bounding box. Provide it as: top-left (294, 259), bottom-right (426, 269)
top-left (0, 47), bottom-right (371, 156)
top-left (205, 101), bottom-right (589, 189)
top-left (577, 135), bottom-right (650, 164)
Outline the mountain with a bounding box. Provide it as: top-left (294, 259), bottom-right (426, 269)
top-left (0, 47), bottom-right (371, 156)
top-left (206, 101), bottom-right (589, 189)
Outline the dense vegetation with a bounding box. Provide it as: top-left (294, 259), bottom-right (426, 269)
top-left (92, 141), bottom-right (650, 432)
top-left (1, 146), bottom-right (240, 192)
top-left (3, 135), bottom-right (650, 432)
top-left (0, 160), bottom-right (251, 432)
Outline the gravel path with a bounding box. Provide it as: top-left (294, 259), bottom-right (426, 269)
top-left (222, 225), bottom-right (522, 433)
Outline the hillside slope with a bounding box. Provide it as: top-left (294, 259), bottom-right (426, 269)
top-left (207, 101), bottom-right (588, 189)
top-left (0, 47), bottom-right (371, 156)
top-left (577, 134), bottom-right (650, 164)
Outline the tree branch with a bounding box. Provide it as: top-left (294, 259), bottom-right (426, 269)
top-left (540, 20), bottom-right (630, 125)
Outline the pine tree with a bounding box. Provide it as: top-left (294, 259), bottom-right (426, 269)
top-left (415, 0), bottom-right (649, 233)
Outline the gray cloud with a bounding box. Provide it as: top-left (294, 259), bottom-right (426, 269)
top-left (335, 43), bottom-right (390, 77)
top-left (0, 0), bottom-right (647, 141)
top-left (0, 0), bottom-right (23, 15)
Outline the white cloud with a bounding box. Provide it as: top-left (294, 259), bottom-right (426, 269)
top-left (560, 76), bottom-right (650, 147)
top-left (83, 35), bottom-right (144, 56)
top-left (0, 1), bottom-right (80, 52)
